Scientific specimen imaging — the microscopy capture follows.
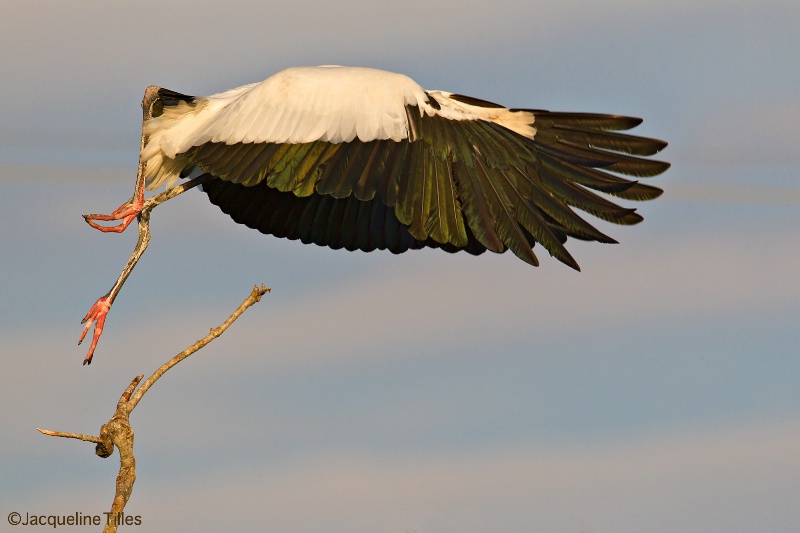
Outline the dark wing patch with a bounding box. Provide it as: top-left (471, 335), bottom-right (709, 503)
top-left (149, 88), bottom-right (196, 119)
top-left (201, 178), bottom-right (487, 255)
top-left (448, 94), bottom-right (506, 108)
top-left (185, 105), bottom-right (669, 269)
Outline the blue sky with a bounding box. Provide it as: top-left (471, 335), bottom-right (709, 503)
top-left (2, 1), bottom-right (799, 531)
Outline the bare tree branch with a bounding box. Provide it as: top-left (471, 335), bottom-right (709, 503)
top-left (35, 429), bottom-right (103, 444)
top-left (40, 284), bottom-right (270, 532)
top-left (128, 284), bottom-right (270, 410)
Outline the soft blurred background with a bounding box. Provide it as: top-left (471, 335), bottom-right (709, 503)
top-left (2, 1), bottom-right (799, 531)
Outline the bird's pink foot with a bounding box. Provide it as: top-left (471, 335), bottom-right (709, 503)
top-left (79, 296), bottom-right (112, 365)
top-left (84, 197), bottom-right (144, 233)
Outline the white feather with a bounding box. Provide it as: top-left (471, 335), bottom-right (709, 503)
top-left (141, 66), bottom-right (536, 189)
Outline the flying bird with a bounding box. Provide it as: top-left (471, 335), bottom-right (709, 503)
top-left (81, 65), bottom-right (668, 362)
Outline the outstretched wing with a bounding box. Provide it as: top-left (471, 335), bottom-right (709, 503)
top-left (142, 66), bottom-right (669, 269)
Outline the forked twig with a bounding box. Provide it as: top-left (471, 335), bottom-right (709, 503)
top-left (40, 284), bottom-right (270, 533)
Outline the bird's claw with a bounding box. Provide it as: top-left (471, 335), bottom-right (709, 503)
top-left (79, 296), bottom-right (112, 365)
top-left (83, 197), bottom-right (144, 233)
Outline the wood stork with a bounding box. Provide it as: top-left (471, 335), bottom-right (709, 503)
top-left (81, 65), bottom-right (668, 363)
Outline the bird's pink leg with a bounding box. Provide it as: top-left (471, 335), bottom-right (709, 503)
top-left (78, 182), bottom-right (143, 364)
top-left (83, 178), bottom-right (146, 233)
top-left (79, 294), bottom-right (112, 365)
top-left (77, 170), bottom-right (209, 365)
top-left (77, 88), bottom-right (169, 364)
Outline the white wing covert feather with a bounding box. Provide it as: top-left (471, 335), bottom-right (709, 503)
top-left (140, 66), bottom-right (541, 189)
top-left (145, 67), bottom-right (426, 149)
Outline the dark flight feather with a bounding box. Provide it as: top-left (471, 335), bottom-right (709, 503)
top-left (184, 103), bottom-right (668, 269)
